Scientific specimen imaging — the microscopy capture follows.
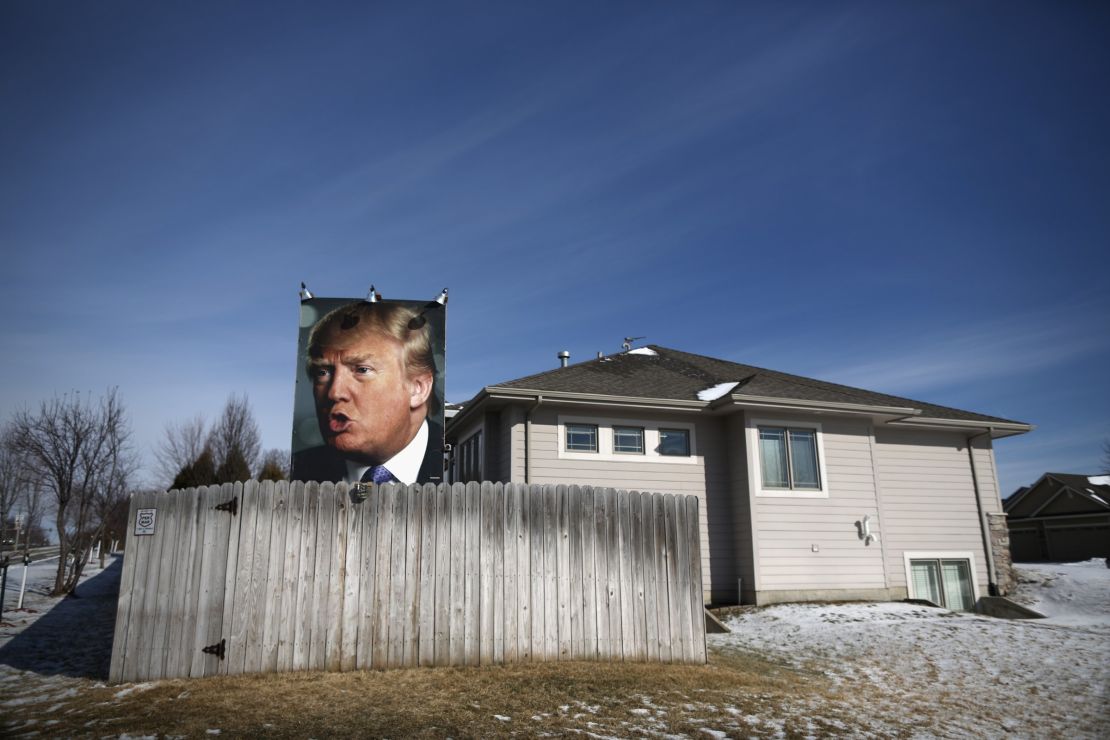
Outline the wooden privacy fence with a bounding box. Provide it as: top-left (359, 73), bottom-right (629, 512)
top-left (109, 481), bottom-right (706, 683)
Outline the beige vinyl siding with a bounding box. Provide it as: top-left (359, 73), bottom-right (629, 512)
top-left (525, 405), bottom-right (733, 603)
top-left (483, 411), bottom-right (502, 482)
top-left (509, 406), bottom-right (528, 481)
top-left (726, 414), bottom-right (754, 603)
top-left (873, 429), bottom-right (998, 594)
top-left (750, 413), bottom-right (886, 595)
top-left (499, 406), bottom-right (520, 482)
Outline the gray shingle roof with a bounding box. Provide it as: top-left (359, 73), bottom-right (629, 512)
top-left (490, 345), bottom-right (1026, 425)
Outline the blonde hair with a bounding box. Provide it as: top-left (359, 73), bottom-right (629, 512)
top-left (307, 301), bottom-right (435, 383)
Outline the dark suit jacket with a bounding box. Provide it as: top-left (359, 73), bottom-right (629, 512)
top-left (292, 417), bottom-right (444, 484)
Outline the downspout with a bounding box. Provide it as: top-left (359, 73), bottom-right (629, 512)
top-left (967, 429), bottom-right (999, 596)
top-left (524, 395), bottom-right (543, 484)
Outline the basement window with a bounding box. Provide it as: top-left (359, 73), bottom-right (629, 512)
top-left (909, 558), bottom-right (975, 611)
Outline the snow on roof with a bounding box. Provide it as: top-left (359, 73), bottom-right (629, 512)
top-left (1088, 475), bottom-right (1110, 486)
top-left (626, 347), bottom-right (658, 356)
top-left (697, 381), bottom-right (740, 402)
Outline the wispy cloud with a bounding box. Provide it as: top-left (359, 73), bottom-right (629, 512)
top-left (815, 301), bottom-right (1109, 397)
top-left (996, 422), bottom-right (1110, 495)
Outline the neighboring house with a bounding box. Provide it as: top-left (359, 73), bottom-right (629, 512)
top-left (1003, 473), bottom-right (1110, 561)
top-left (446, 345), bottom-right (1033, 609)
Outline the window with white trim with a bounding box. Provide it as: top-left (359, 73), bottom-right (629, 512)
top-left (658, 428), bottom-right (690, 456)
top-left (613, 426), bottom-right (645, 454)
top-left (758, 426), bottom-right (821, 490)
top-left (556, 415), bottom-right (698, 464)
top-left (565, 423), bottom-right (598, 452)
top-left (748, 418), bottom-right (829, 498)
top-left (909, 558), bottom-right (974, 611)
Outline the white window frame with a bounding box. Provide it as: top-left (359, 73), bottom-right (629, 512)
top-left (747, 417), bottom-right (830, 498)
top-left (557, 415), bottom-right (699, 464)
top-left (658, 427), bottom-right (691, 457)
top-left (612, 426), bottom-right (645, 455)
top-left (565, 423), bottom-right (599, 453)
top-left (902, 551), bottom-right (980, 607)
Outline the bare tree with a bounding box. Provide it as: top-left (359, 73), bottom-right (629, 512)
top-left (80, 454), bottom-right (134, 572)
top-left (1102, 438), bottom-right (1110, 475)
top-left (207, 394), bottom-right (262, 477)
top-left (154, 414), bottom-right (208, 488)
top-left (9, 389), bottom-right (134, 595)
top-left (0, 428), bottom-right (33, 559)
top-left (20, 477), bottom-right (47, 552)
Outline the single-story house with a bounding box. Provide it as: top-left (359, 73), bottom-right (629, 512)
top-left (1003, 473), bottom-right (1110, 561)
top-left (445, 345), bottom-right (1032, 609)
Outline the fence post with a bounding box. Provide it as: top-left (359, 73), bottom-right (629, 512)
top-left (0, 557), bottom-right (9, 614)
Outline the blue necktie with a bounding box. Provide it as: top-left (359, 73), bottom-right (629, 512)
top-left (362, 465), bottom-right (396, 484)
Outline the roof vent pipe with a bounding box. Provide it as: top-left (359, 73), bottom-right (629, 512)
top-left (557, 350), bottom-right (570, 368)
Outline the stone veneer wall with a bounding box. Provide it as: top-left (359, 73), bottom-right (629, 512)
top-left (987, 512), bottom-right (1014, 596)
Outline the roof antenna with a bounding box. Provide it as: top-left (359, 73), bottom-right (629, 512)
top-left (622, 336), bottom-right (646, 351)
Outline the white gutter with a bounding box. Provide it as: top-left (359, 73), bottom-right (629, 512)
top-left (721, 394), bottom-right (920, 417)
top-left (487, 387), bottom-right (704, 410)
top-left (967, 429), bottom-right (999, 597)
top-left (887, 417), bottom-right (1033, 438)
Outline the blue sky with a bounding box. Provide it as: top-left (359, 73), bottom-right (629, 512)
top-left (2, 1), bottom-right (1108, 495)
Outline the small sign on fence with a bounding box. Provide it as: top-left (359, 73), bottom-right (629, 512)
top-left (134, 508), bottom-right (157, 536)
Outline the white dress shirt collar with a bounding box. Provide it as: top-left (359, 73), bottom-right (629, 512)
top-left (344, 418), bottom-right (428, 485)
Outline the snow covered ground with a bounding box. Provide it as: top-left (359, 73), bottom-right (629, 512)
top-left (1008, 559), bottom-right (1110, 626)
top-left (711, 559), bottom-right (1110, 738)
top-left (0, 556), bottom-right (1107, 737)
top-left (0, 554), bottom-right (122, 735)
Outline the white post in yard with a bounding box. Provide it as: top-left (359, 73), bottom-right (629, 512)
top-left (17, 555), bottom-right (30, 609)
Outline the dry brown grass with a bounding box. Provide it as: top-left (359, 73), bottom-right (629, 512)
top-left (5, 651), bottom-right (877, 738)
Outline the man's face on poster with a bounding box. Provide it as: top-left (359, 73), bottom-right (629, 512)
top-left (308, 328), bottom-right (433, 465)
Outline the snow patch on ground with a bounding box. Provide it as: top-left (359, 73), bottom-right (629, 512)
top-left (696, 381), bottom-right (739, 401)
top-left (709, 562), bottom-right (1110, 737)
top-left (114, 682), bottom-right (156, 700)
top-left (1011, 559), bottom-right (1110, 626)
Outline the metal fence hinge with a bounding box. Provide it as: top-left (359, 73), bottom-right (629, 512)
top-left (202, 638), bottom-right (226, 660)
top-left (215, 497), bottom-right (238, 516)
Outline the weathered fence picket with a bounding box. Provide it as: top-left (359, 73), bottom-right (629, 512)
top-left (109, 481), bottom-right (705, 682)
